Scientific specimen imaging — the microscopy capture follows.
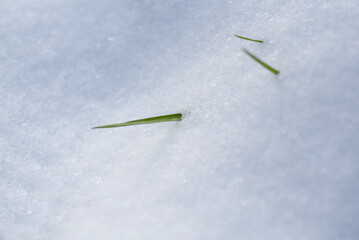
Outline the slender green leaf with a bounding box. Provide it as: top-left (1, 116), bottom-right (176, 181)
top-left (243, 48), bottom-right (280, 75)
top-left (234, 34), bottom-right (263, 43)
top-left (92, 113), bottom-right (183, 129)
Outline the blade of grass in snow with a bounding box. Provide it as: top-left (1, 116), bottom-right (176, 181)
top-left (243, 48), bottom-right (280, 75)
top-left (234, 34), bottom-right (263, 43)
top-left (92, 113), bottom-right (183, 129)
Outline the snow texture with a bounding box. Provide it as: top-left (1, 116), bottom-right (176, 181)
top-left (1, 0), bottom-right (359, 239)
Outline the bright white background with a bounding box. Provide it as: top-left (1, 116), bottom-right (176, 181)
top-left (1, 0), bottom-right (358, 239)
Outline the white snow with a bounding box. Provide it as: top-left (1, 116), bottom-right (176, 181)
top-left (1, 0), bottom-right (359, 239)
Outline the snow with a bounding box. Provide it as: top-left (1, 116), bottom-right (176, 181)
top-left (1, 0), bottom-right (359, 239)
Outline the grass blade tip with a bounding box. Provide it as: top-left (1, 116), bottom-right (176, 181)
top-left (243, 48), bottom-right (280, 75)
top-left (92, 113), bottom-right (183, 129)
top-left (234, 34), bottom-right (263, 43)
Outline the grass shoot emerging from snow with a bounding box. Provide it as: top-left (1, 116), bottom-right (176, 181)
top-left (234, 34), bottom-right (263, 43)
top-left (92, 113), bottom-right (183, 129)
top-left (243, 48), bottom-right (280, 75)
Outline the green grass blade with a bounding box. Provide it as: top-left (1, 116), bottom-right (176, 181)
top-left (243, 48), bottom-right (280, 75)
top-left (234, 34), bottom-right (263, 43)
top-left (92, 113), bottom-right (183, 129)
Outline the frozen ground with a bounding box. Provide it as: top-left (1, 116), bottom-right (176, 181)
top-left (1, 0), bottom-right (359, 239)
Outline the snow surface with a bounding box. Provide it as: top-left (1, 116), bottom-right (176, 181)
top-left (1, 0), bottom-right (359, 239)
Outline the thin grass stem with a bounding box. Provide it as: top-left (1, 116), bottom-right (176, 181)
top-left (234, 34), bottom-right (263, 43)
top-left (243, 48), bottom-right (280, 75)
top-left (92, 113), bottom-right (183, 129)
